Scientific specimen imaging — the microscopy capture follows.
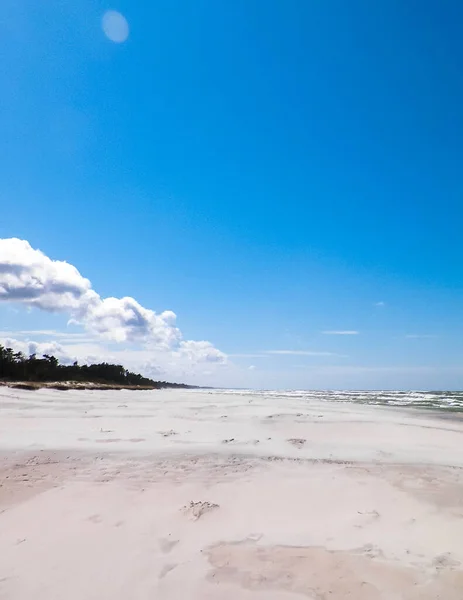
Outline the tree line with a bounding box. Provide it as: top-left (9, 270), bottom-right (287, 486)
top-left (0, 344), bottom-right (193, 389)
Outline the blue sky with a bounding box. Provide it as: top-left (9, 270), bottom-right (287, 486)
top-left (1, 0), bottom-right (462, 389)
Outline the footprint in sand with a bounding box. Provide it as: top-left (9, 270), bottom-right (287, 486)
top-left (183, 501), bottom-right (219, 521)
top-left (287, 438), bottom-right (306, 449)
top-left (354, 543), bottom-right (384, 559)
top-left (159, 430), bottom-right (178, 437)
top-left (433, 553), bottom-right (461, 570)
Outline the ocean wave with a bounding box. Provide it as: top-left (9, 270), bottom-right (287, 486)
top-left (201, 389), bottom-right (463, 412)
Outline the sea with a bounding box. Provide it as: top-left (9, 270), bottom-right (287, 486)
top-left (206, 389), bottom-right (463, 412)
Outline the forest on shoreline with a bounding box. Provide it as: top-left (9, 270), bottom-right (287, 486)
top-left (0, 344), bottom-right (193, 389)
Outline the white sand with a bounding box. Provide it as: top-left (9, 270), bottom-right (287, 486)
top-left (0, 387), bottom-right (462, 599)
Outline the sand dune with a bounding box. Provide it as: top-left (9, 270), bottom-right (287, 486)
top-left (0, 387), bottom-right (462, 598)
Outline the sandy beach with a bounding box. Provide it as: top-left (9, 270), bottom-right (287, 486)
top-left (1, 387), bottom-right (462, 599)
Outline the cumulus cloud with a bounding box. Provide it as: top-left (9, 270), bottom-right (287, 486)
top-left (0, 337), bottom-right (75, 364)
top-left (0, 238), bottom-right (226, 367)
top-left (75, 297), bottom-right (182, 346)
top-left (0, 238), bottom-right (93, 311)
top-left (175, 340), bottom-right (226, 364)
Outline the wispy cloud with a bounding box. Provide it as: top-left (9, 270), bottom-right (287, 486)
top-left (0, 329), bottom-right (96, 341)
top-left (229, 353), bottom-right (267, 358)
top-left (264, 350), bottom-right (342, 356)
top-left (405, 334), bottom-right (437, 339)
top-left (374, 301), bottom-right (385, 307)
top-left (322, 330), bottom-right (359, 335)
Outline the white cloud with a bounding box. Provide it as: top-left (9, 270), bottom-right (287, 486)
top-left (73, 297), bottom-right (182, 347)
top-left (174, 340), bottom-right (226, 364)
top-left (322, 330), bottom-right (359, 335)
top-left (248, 365), bottom-right (256, 371)
top-left (0, 337), bottom-right (76, 364)
top-left (0, 237), bottom-right (93, 311)
top-left (374, 301), bottom-right (385, 307)
top-left (0, 238), bottom-right (226, 372)
top-left (405, 334), bottom-right (437, 339)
